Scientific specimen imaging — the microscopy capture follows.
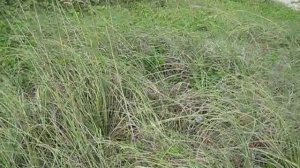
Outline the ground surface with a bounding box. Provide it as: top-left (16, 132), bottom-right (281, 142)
top-left (277, 0), bottom-right (300, 10)
top-left (0, 0), bottom-right (300, 167)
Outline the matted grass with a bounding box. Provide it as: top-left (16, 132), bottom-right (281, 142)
top-left (1, 0), bottom-right (300, 167)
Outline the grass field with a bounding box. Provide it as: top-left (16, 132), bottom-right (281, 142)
top-left (1, 0), bottom-right (300, 167)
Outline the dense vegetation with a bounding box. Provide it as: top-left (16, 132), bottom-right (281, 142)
top-left (1, 0), bottom-right (300, 167)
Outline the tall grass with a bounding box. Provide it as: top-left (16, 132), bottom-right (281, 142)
top-left (0, 0), bottom-right (300, 167)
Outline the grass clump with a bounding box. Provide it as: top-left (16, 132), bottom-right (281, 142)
top-left (0, 0), bottom-right (300, 167)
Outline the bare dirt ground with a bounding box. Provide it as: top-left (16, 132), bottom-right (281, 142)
top-left (277, 0), bottom-right (300, 10)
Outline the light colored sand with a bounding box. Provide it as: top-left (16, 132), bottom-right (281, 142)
top-left (277, 0), bottom-right (300, 10)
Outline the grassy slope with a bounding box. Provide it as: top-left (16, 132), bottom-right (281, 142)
top-left (1, 0), bottom-right (300, 167)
